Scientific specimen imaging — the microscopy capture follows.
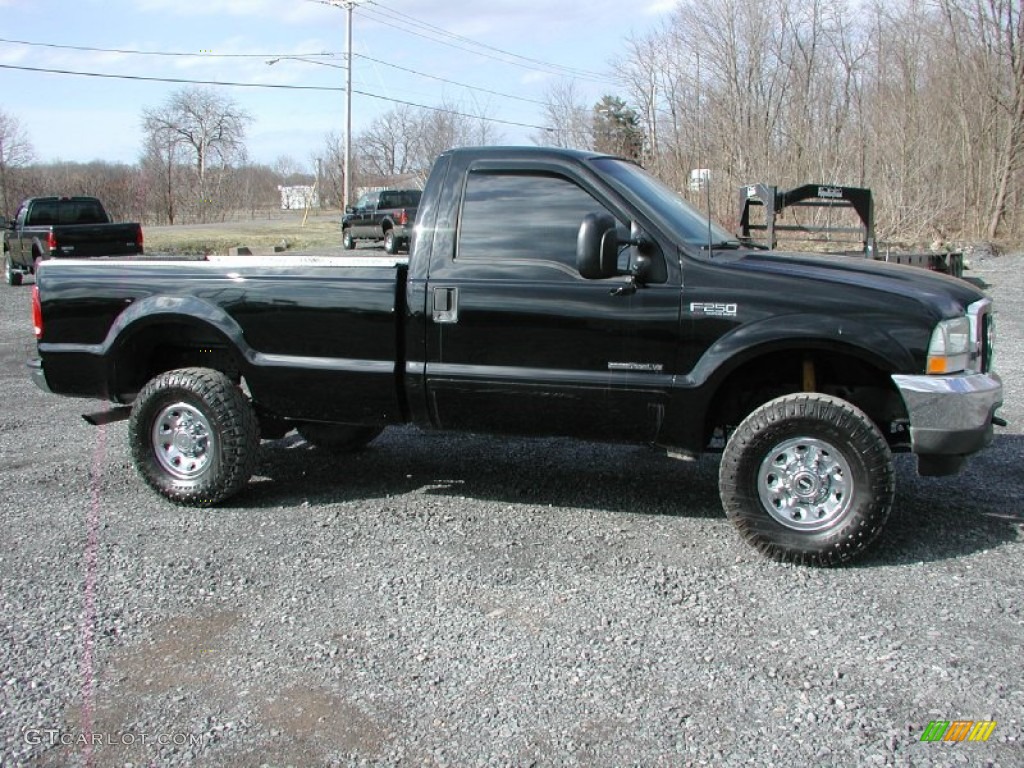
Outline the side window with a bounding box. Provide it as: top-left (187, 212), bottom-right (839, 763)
top-left (457, 171), bottom-right (620, 269)
top-left (354, 193), bottom-right (371, 210)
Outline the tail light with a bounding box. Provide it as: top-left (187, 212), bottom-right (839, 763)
top-left (396, 209), bottom-right (408, 226)
top-left (32, 285), bottom-right (42, 339)
top-left (46, 230), bottom-right (57, 252)
top-left (136, 226), bottom-right (144, 252)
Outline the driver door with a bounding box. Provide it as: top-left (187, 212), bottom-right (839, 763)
top-left (423, 164), bottom-right (679, 443)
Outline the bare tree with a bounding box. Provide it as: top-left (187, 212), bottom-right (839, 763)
top-left (357, 105), bottom-right (419, 178)
top-left (142, 87), bottom-right (252, 222)
top-left (316, 131), bottom-right (347, 209)
top-left (0, 110), bottom-right (35, 216)
top-left (534, 80), bottom-right (592, 150)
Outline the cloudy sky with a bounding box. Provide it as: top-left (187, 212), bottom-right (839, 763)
top-left (0, 0), bottom-right (675, 170)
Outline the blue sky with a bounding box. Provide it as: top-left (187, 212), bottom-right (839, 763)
top-left (0, 0), bottom-right (674, 170)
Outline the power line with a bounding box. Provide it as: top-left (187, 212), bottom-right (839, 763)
top-left (0, 36), bottom-right (546, 106)
top-left (0, 37), bottom-right (340, 60)
top-left (0, 63), bottom-right (552, 131)
top-left (0, 63), bottom-right (347, 91)
top-left (357, 0), bottom-right (611, 83)
top-left (353, 53), bottom-right (545, 106)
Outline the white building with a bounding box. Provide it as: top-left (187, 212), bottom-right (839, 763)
top-left (278, 185), bottom-right (319, 210)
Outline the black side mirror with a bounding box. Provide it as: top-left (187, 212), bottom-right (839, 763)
top-left (576, 213), bottom-right (620, 279)
top-left (345, 205), bottom-right (355, 215)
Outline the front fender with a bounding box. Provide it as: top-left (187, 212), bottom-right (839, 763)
top-left (686, 312), bottom-right (919, 390)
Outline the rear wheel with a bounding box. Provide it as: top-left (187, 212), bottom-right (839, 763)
top-left (297, 423), bottom-right (383, 453)
top-left (383, 229), bottom-right (397, 254)
top-left (719, 393), bottom-right (894, 566)
top-left (129, 367), bottom-right (259, 505)
top-left (4, 253), bottom-right (21, 286)
top-left (343, 228), bottom-right (355, 250)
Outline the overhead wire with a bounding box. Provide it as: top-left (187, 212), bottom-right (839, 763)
top-left (0, 5), bottom-right (611, 133)
top-left (0, 37), bottom-right (339, 60)
top-left (0, 63), bottom-right (553, 131)
top-left (0, 36), bottom-right (546, 108)
top-left (359, 0), bottom-right (610, 83)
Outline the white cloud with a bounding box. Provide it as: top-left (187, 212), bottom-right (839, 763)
top-left (645, 0), bottom-right (678, 13)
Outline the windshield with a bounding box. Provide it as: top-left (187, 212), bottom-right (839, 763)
top-left (591, 157), bottom-right (735, 248)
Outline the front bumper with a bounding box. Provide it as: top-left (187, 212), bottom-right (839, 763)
top-left (892, 371), bottom-right (1002, 469)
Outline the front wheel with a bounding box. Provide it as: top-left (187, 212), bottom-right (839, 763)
top-left (4, 253), bottom-right (21, 286)
top-left (719, 393), bottom-right (894, 566)
top-left (129, 367), bottom-right (260, 505)
top-left (342, 228), bottom-right (355, 250)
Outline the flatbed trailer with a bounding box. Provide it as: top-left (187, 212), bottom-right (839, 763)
top-left (736, 183), bottom-right (964, 278)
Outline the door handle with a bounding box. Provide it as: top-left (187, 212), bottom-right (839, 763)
top-left (432, 287), bottom-right (459, 324)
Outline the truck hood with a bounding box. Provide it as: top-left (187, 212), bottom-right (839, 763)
top-left (721, 250), bottom-right (983, 318)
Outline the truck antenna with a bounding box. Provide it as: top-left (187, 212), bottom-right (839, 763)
top-left (705, 171), bottom-right (713, 256)
top-left (695, 49), bottom-right (713, 256)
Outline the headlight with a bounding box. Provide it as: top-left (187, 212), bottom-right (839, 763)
top-left (927, 316), bottom-right (971, 374)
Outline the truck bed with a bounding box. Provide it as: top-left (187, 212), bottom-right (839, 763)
top-left (36, 255), bottom-right (409, 424)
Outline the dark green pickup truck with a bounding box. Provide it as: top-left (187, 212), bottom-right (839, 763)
top-left (3, 196), bottom-right (143, 285)
top-left (341, 188), bottom-right (421, 254)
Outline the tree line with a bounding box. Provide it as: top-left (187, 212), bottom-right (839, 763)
top-left (0, 87), bottom-right (500, 226)
top-left (1, 0), bottom-right (1021, 244)
top-left (593, 0), bottom-right (1024, 244)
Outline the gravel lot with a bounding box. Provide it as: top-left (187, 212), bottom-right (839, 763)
top-left (1, 253), bottom-right (1022, 768)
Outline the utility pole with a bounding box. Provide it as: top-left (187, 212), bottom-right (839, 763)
top-left (344, 0), bottom-right (354, 209)
top-left (323, 1), bottom-right (355, 208)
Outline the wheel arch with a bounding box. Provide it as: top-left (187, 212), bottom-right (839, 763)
top-left (695, 329), bottom-right (911, 449)
top-left (103, 296), bottom-right (252, 401)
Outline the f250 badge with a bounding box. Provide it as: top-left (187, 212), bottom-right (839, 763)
top-left (690, 302), bottom-right (738, 317)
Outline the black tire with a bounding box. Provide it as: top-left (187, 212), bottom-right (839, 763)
top-left (297, 423), bottom-right (383, 453)
top-left (129, 367), bottom-right (259, 506)
top-left (4, 253), bottom-right (21, 286)
top-left (383, 229), bottom-right (397, 255)
top-left (342, 228), bottom-right (356, 250)
top-left (719, 393), bottom-right (894, 566)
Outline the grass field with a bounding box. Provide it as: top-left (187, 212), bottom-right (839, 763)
top-left (142, 210), bottom-right (345, 255)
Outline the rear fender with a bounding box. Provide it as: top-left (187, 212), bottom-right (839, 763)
top-left (105, 295), bottom-right (250, 359)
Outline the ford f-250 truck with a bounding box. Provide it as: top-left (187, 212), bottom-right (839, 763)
top-left (4, 196), bottom-right (144, 286)
top-left (342, 188), bottom-right (420, 253)
top-left (28, 147), bottom-right (1003, 565)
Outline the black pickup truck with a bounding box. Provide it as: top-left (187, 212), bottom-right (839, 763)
top-left (4, 196), bottom-right (143, 286)
top-left (29, 147), bottom-right (1003, 565)
top-left (342, 188), bottom-right (420, 253)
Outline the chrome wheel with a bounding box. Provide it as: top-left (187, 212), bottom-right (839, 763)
top-left (151, 402), bottom-right (215, 481)
top-left (757, 436), bottom-right (853, 532)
